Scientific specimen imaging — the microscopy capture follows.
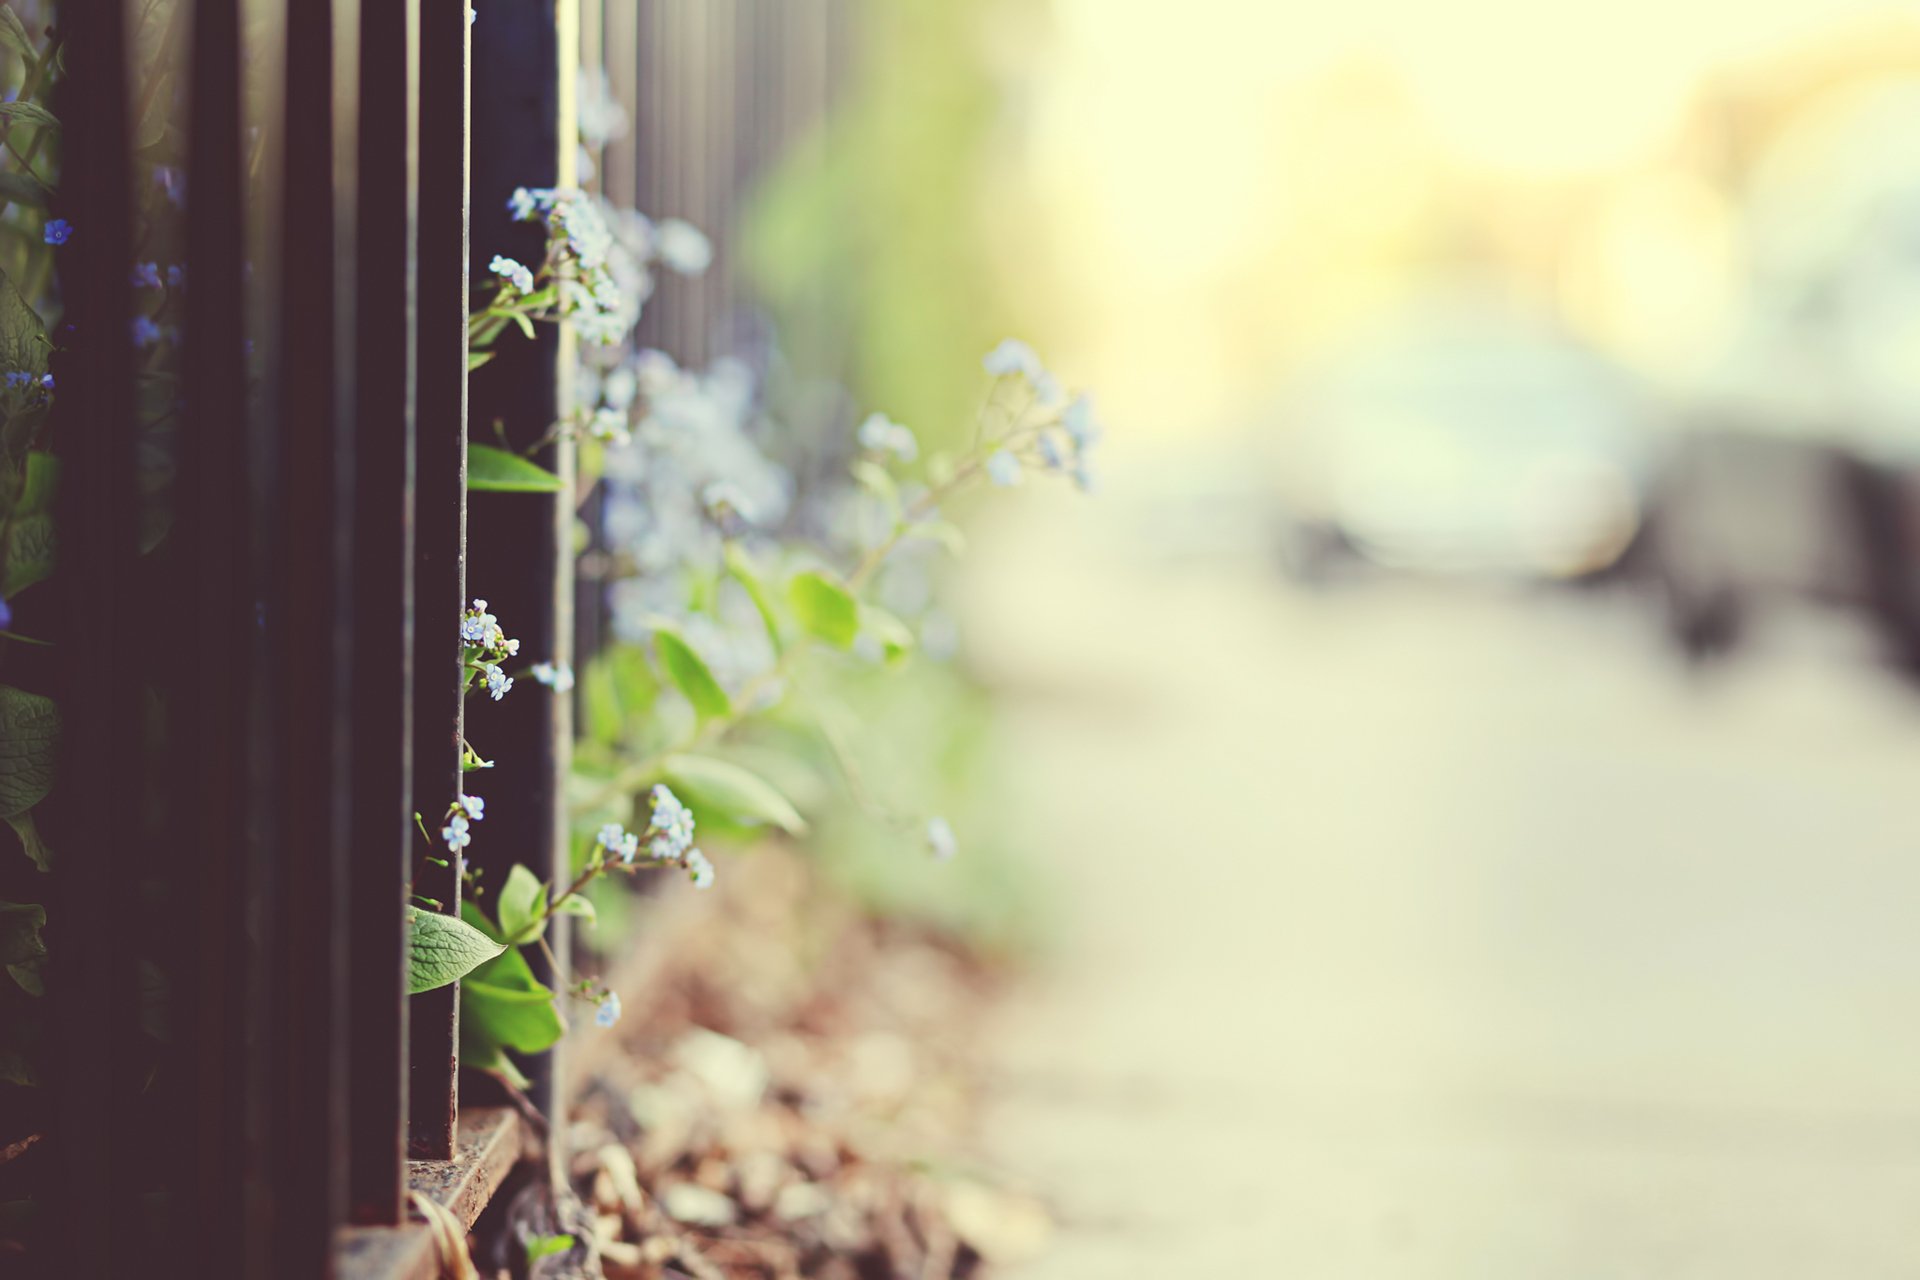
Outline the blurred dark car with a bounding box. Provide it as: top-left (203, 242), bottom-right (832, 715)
top-left (1636, 76), bottom-right (1920, 673)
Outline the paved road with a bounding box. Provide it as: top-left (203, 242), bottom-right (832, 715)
top-left (959, 489), bottom-right (1920, 1277)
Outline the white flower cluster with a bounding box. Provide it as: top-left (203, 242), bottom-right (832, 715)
top-left (982, 338), bottom-right (1101, 494)
top-left (442, 793), bottom-right (485, 853)
top-left (530, 660), bottom-right (574, 692)
top-left (591, 784), bottom-right (713, 889)
top-left (459, 598), bottom-right (520, 701)
top-left (508, 187), bottom-right (711, 350)
top-left (488, 253), bottom-right (534, 295)
top-left (857, 411), bottom-right (918, 463)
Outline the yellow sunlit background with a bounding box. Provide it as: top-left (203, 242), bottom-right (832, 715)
top-left (810, 0), bottom-right (1920, 1273)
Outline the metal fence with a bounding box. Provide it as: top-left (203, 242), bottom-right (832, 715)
top-left (25, 1), bottom-right (848, 1275)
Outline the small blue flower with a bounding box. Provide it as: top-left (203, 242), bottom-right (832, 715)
top-left (483, 663), bottom-right (512, 700)
top-left (595, 991), bottom-right (621, 1028)
top-left (1063, 393), bottom-right (1102, 449)
top-left (646, 785), bottom-right (694, 862)
top-left (507, 186), bottom-right (561, 222)
top-left (1037, 433), bottom-right (1065, 470)
top-left (42, 219), bottom-right (71, 246)
top-left (130, 262), bottom-right (162, 289)
top-left (459, 598), bottom-right (495, 644)
top-left (488, 254), bottom-right (534, 294)
top-left (153, 166), bottom-right (186, 207)
top-left (166, 264), bottom-right (186, 288)
top-left (441, 813), bottom-right (471, 851)
top-left (684, 848), bottom-right (714, 890)
top-left (458, 794), bottom-right (484, 822)
top-left (131, 316), bottom-right (165, 348)
top-left (986, 449), bottom-right (1022, 488)
top-left (926, 817), bottom-right (957, 861)
top-left (983, 338), bottom-right (1040, 378)
top-left (530, 661), bottom-right (574, 692)
top-left (0, 595), bottom-right (10, 632)
top-left (38, 374), bottom-right (51, 391)
top-left (858, 412), bottom-right (918, 463)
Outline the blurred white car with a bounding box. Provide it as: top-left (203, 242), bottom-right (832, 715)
top-left (1269, 291), bottom-right (1652, 580)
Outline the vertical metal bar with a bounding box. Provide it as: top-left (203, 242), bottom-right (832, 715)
top-left (603, 0), bottom-right (638, 210)
top-left (177, 0), bottom-right (254, 1269)
top-left (348, 0), bottom-right (420, 1224)
top-left (411, 0), bottom-right (472, 1161)
top-left (271, 0), bottom-right (352, 1268)
top-left (45, 3), bottom-right (137, 1276)
top-left (466, 0), bottom-right (572, 1122)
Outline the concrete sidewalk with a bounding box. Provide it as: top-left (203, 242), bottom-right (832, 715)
top-left (960, 496), bottom-right (1920, 1277)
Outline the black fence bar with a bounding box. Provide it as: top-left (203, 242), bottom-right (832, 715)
top-left (348, 0), bottom-right (420, 1226)
top-left (45, 2), bottom-right (140, 1275)
top-left (466, 0), bottom-right (570, 1120)
top-left (410, 0), bottom-right (472, 1161)
top-left (177, 0), bottom-right (255, 1269)
top-left (271, 0), bottom-right (353, 1270)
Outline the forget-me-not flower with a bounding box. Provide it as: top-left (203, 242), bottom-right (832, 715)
top-left (42, 219), bottom-right (71, 246)
top-left (530, 661), bottom-right (574, 692)
top-left (488, 254), bottom-right (534, 294)
top-left (983, 338), bottom-right (1040, 379)
top-left (595, 990), bottom-right (621, 1028)
top-left (986, 449), bottom-right (1022, 488)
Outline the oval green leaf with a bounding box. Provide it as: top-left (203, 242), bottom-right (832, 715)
top-left (860, 605), bottom-right (916, 665)
top-left (0, 684), bottom-right (57, 819)
top-left (664, 752), bottom-right (807, 836)
top-left (655, 628), bottom-right (730, 722)
top-left (407, 907), bottom-right (507, 995)
top-left (467, 442), bottom-right (564, 493)
top-left (496, 863), bottom-right (547, 945)
top-left (787, 569), bottom-right (859, 650)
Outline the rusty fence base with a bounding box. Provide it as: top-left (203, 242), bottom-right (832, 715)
top-left (335, 1107), bottom-right (526, 1280)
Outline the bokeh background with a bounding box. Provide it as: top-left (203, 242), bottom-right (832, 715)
top-left (734, 0), bottom-right (1920, 1274)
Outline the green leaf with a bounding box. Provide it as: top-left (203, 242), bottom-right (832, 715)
top-left (525, 1235), bottom-right (575, 1264)
top-left (458, 1025), bottom-right (532, 1089)
top-left (0, 171), bottom-right (42, 208)
top-left (496, 863), bottom-right (546, 945)
top-left (0, 900), bottom-right (43, 996)
top-left (0, 101), bottom-right (56, 132)
top-left (467, 350), bottom-right (496, 371)
top-left (456, 900), bottom-right (568, 1052)
top-left (553, 894), bottom-right (595, 926)
top-left (664, 753), bottom-right (807, 835)
top-left (2, 511), bottom-right (52, 598)
top-left (724, 544), bottom-right (785, 656)
top-left (6, 810), bottom-right (47, 870)
top-left (654, 628), bottom-right (730, 722)
top-left (860, 604), bottom-right (916, 665)
top-left (787, 569), bottom-right (859, 650)
top-left (0, 6), bottom-right (35, 62)
top-left (908, 520), bottom-right (967, 557)
top-left (17, 452), bottom-right (54, 512)
top-left (406, 908), bottom-right (506, 995)
top-left (0, 684), bottom-right (57, 819)
top-left (459, 965), bottom-right (565, 1055)
top-left (850, 459), bottom-right (898, 506)
top-left (0, 267), bottom-right (46, 379)
top-left (467, 442), bottom-right (564, 493)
